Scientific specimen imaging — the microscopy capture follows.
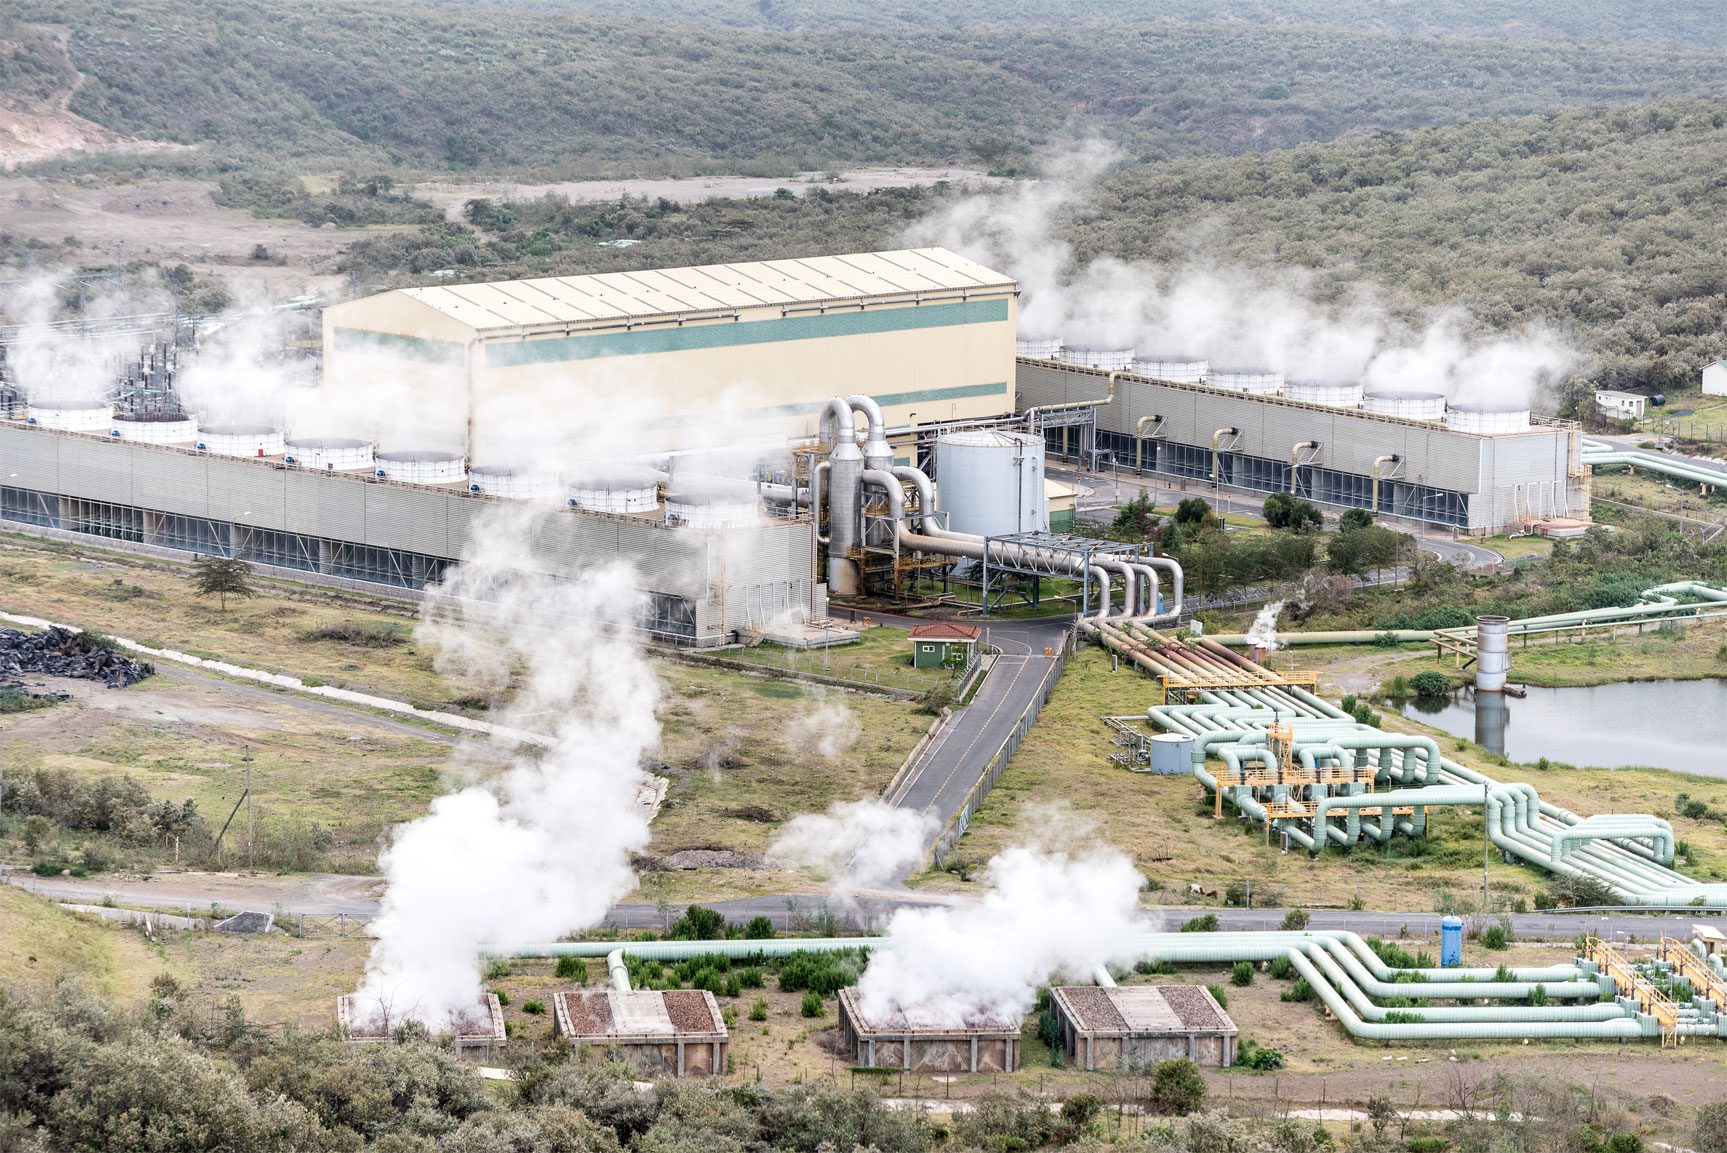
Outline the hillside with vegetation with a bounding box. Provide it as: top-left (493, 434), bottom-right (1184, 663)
top-left (9, 0), bottom-right (1727, 177)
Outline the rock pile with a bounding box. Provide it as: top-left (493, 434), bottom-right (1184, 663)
top-left (0, 627), bottom-right (153, 687)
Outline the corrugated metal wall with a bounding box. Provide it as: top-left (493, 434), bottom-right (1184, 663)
top-left (1019, 361), bottom-right (1572, 531)
top-left (0, 426), bottom-right (817, 646)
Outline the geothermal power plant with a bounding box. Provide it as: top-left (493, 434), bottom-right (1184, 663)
top-left (0, 248), bottom-right (1594, 643)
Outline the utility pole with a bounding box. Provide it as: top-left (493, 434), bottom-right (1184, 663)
top-left (243, 745), bottom-right (254, 871)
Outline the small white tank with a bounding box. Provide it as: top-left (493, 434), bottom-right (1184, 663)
top-left (468, 464), bottom-right (563, 500)
top-left (111, 412), bottom-right (199, 444)
top-left (375, 450), bottom-right (466, 485)
top-left (1444, 404), bottom-right (1531, 434)
top-left (27, 399), bottom-right (111, 432)
top-left (1285, 378), bottom-right (1365, 408)
top-left (285, 437), bottom-right (375, 471)
top-left (1208, 367), bottom-right (1285, 396)
top-left (198, 424), bottom-right (285, 458)
top-left (664, 475), bottom-right (759, 529)
top-left (934, 429), bottom-right (1047, 538)
top-left (1131, 355), bottom-right (1208, 384)
top-left (1056, 345), bottom-right (1135, 371)
top-left (568, 465), bottom-right (663, 515)
top-left (1363, 389), bottom-right (1446, 421)
top-left (1015, 336), bottom-right (1063, 359)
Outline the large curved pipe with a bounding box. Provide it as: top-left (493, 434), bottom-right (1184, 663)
top-left (1135, 414), bottom-right (1164, 473)
top-left (1211, 427), bottom-right (1238, 484)
top-left (1290, 440), bottom-right (1319, 494)
top-left (847, 394), bottom-right (894, 472)
top-left (1371, 453), bottom-right (1400, 515)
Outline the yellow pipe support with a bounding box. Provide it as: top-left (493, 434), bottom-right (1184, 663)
top-left (1371, 453), bottom-right (1400, 514)
top-left (1211, 427), bottom-right (1239, 484)
top-left (1135, 413), bottom-right (1165, 473)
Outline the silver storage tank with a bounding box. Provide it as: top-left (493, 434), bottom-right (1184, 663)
top-left (198, 423), bottom-right (285, 457)
top-left (1057, 345), bottom-right (1135, 371)
top-left (468, 464), bottom-right (563, 500)
top-left (111, 412), bottom-right (199, 444)
top-left (375, 449), bottom-right (467, 485)
top-left (1362, 389), bottom-right (1446, 421)
top-left (1444, 403), bottom-right (1531, 434)
top-left (1131, 355), bottom-right (1208, 384)
top-left (27, 398), bottom-right (112, 432)
top-left (1285, 378), bottom-right (1365, 408)
top-left (1208, 367), bottom-right (1284, 395)
top-left (1475, 615), bottom-right (1510, 692)
top-left (568, 465), bottom-right (663, 515)
top-left (934, 429), bottom-right (1048, 538)
top-left (1148, 732), bottom-right (1196, 775)
top-left (285, 436), bottom-right (375, 471)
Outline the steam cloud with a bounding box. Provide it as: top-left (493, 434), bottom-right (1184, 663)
top-left (0, 270), bottom-right (175, 403)
top-left (854, 839), bottom-right (1150, 1029)
top-left (1246, 600), bottom-right (1284, 653)
top-left (771, 798), bottom-right (937, 909)
top-left (906, 142), bottom-right (1572, 408)
top-left (352, 504), bottom-right (660, 1030)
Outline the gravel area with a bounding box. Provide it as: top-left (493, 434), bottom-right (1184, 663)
top-left (1060, 986), bottom-right (1127, 1032)
top-left (663, 990), bottom-right (720, 1033)
top-left (1159, 985), bottom-right (1228, 1031)
top-left (560, 991), bottom-right (616, 1036)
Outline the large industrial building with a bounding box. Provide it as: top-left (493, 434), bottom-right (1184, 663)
top-left (1, 248), bottom-right (1597, 644)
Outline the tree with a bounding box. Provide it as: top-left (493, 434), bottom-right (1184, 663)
top-left (193, 556), bottom-right (254, 611)
top-left (1151, 1058), bottom-right (1208, 1115)
top-left (1339, 507), bottom-right (1374, 531)
top-left (1111, 491), bottom-right (1158, 539)
top-left (1262, 491), bottom-right (1294, 528)
top-left (1174, 497), bottom-right (1216, 531)
top-left (1695, 1100), bottom-right (1727, 1153)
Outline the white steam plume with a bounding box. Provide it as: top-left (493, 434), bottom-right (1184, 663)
top-left (1245, 600), bottom-right (1283, 653)
top-left (0, 269), bottom-right (174, 403)
top-left (177, 294), bottom-right (315, 427)
top-left (854, 839), bottom-right (1150, 1029)
top-left (907, 143), bottom-right (1573, 407)
top-left (771, 799), bottom-right (936, 909)
top-left (352, 504), bottom-right (660, 1030)
top-left (782, 687), bottom-right (861, 759)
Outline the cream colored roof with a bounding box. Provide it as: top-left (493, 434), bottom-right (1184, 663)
top-left (395, 248), bottom-right (1014, 333)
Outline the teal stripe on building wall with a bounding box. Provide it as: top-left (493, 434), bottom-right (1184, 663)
top-left (634, 382), bottom-right (1008, 430)
top-left (482, 298), bottom-right (1010, 368)
top-left (332, 327), bottom-right (467, 366)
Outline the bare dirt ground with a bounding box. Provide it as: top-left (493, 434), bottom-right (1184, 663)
top-left (411, 167), bottom-right (1000, 222)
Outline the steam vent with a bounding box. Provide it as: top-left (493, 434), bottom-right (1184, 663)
top-left (837, 989), bottom-right (1022, 1073)
top-left (1049, 985), bottom-right (1238, 1069)
top-left (335, 994), bottom-right (505, 1052)
top-left (553, 990), bottom-right (729, 1077)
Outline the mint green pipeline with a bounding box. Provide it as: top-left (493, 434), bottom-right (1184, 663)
top-left (487, 930), bottom-right (1723, 1041)
top-left (1146, 685), bottom-right (1727, 907)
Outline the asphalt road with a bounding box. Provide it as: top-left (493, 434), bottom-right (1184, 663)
top-left (7, 869), bottom-right (1715, 943)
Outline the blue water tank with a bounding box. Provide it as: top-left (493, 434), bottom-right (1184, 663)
top-left (1441, 916), bottom-right (1464, 967)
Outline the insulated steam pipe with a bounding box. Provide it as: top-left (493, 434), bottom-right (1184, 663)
top-left (1135, 414), bottom-right (1164, 473)
top-left (1290, 441), bottom-right (1319, 494)
top-left (821, 398), bottom-right (863, 594)
top-left (847, 394), bottom-right (894, 472)
top-left (1371, 454), bottom-right (1400, 515)
top-left (1211, 428), bottom-right (1238, 484)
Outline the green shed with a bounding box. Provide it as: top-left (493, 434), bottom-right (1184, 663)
top-left (908, 622), bottom-right (981, 669)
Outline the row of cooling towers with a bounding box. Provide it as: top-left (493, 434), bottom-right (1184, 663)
top-left (10, 397), bottom-right (765, 529)
top-left (1018, 339), bottom-right (1533, 435)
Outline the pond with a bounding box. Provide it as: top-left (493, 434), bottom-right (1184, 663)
top-left (1398, 679), bottom-right (1727, 776)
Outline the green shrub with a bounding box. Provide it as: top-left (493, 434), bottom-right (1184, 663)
top-left (744, 915), bottom-right (775, 939)
top-left (668, 905), bottom-right (725, 940)
top-left (554, 956), bottom-right (585, 982)
top-left (738, 967), bottom-right (764, 989)
top-left (800, 991), bottom-right (823, 1018)
top-left (749, 998), bottom-right (768, 1022)
top-left (1482, 924), bottom-right (1510, 950)
top-left (777, 950), bottom-right (863, 995)
top-left (1240, 1041), bottom-right (1285, 1071)
top-left (1280, 908), bottom-right (1310, 931)
top-left (1206, 984), bottom-right (1228, 1010)
top-left (522, 1000), bottom-right (545, 1016)
top-left (1150, 1058), bottom-right (1207, 1114)
top-left (1268, 955), bottom-right (1295, 980)
top-left (1281, 978), bottom-right (1314, 1002)
top-left (1180, 914), bottom-right (1218, 933)
top-left (1409, 671), bottom-right (1451, 698)
top-left (1230, 961), bottom-right (1255, 987)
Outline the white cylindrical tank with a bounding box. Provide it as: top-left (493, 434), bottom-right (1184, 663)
top-left (1208, 367), bottom-right (1285, 395)
top-left (1015, 335), bottom-right (1063, 359)
top-left (468, 464), bottom-right (563, 500)
top-left (1444, 404), bottom-right (1531, 434)
top-left (664, 475), bottom-right (759, 529)
top-left (1131, 355), bottom-right (1208, 384)
top-left (27, 399), bottom-right (111, 431)
top-left (1148, 732), bottom-right (1196, 775)
top-left (1285, 378), bottom-right (1365, 408)
top-left (198, 423), bottom-right (285, 458)
top-left (1056, 345), bottom-right (1135, 371)
top-left (934, 429), bottom-right (1048, 538)
top-left (1363, 389), bottom-right (1446, 421)
top-left (568, 465), bottom-right (663, 515)
top-left (375, 450), bottom-right (466, 485)
top-left (111, 412), bottom-right (199, 444)
top-left (1476, 615), bottom-right (1511, 692)
top-left (285, 436), bottom-right (375, 471)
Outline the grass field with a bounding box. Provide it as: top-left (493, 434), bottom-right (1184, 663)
top-left (936, 640), bottom-right (1727, 910)
top-left (714, 625), bottom-right (956, 693)
top-left (1591, 467), bottom-right (1727, 519)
